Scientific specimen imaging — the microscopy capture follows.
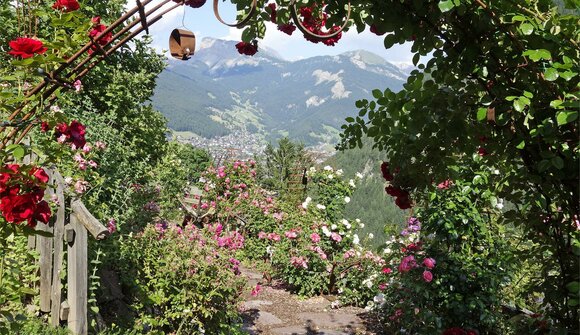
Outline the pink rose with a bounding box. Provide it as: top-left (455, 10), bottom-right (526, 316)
top-left (331, 232), bottom-right (342, 242)
top-left (310, 233), bottom-right (321, 243)
top-left (423, 270), bottom-right (433, 283)
top-left (423, 257), bottom-right (436, 269)
top-left (398, 255), bottom-right (417, 273)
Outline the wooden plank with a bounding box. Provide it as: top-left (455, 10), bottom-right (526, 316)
top-left (60, 301), bottom-right (70, 321)
top-left (67, 212), bottom-right (88, 335)
top-left (37, 208), bottom-right (54, 313)
top-left (71, 200), bottom-right (108, 240)
top-left (23, 138), bottom-right (37, 250)
top-left (27, 235), bottom-right (36, 249)
top-left (50, 170), bottom-right (66, 326)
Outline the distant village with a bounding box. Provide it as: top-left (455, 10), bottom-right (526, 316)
top-left (173, 130), bottom-right (335, 163)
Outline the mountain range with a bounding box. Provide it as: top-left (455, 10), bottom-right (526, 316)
top-left (152, 37), bottom-right (409, 145)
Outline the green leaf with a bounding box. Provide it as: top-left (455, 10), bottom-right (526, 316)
top-left (520, 23), bottom-right (534, 35)
top-left (560, 71), bottom-right (577, 81)
top-left (538, 160), bottom-right (551, 172)
top-left (383, 34), bottom-right (397, 49)
top-left (556, 111), bottom-right (578, 126)
top-left (438, 0), bottom-right (455, 12)
top-left (513, 98), bottom-right (528, 112)
top-left (6, 144), bottom-right (24, 160)
top-left (516, 140), bottom-right (525, 149)
top-left (544, 68), bottom-right (559, 81)
top-left (550, 99), bottom-right (563, 109)
top-left (523, 49), bottom-right (552, 61)
top-left (372, 89), bottom-right (383, 99)
top-left (412, 53), bottom-right (420, 66)
top-left (566, 281), bottom-right (579, 294)
top-left (551, 156), bottom-right (564, 169)
top-left (477, 108), bottom-right (487, 121)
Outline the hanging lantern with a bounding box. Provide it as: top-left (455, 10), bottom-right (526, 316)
top-left (169, 28), bottom-right (196, 60)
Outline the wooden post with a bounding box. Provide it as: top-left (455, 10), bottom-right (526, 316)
top-left (71, 200), bottom-right (108, 240)
top-left (67, 211), bottom-right (88, 335)
top-left (36, 209), bottom-right (54, 313)
top-left (50, 170), bottom-right (66, 326)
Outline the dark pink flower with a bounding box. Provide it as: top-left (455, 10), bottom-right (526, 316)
top-left (398, 255), bottom-right (416, 273)
top-left (423, 257), bottom-right (436, 269)
top-left (423, 270), bottom-right (433, 282)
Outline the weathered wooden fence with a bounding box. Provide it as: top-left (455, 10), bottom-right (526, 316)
top-left (27, 169), bottom-right (108, 335)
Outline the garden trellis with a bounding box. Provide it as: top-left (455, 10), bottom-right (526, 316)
top-left (1, 0), bottom-right (352, 150)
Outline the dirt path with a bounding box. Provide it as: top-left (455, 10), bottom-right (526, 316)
top-left (238, 266), bottom-right (377, 335)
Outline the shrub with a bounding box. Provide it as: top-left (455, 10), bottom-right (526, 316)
top-left (117, 223), bottom-right (246, 334)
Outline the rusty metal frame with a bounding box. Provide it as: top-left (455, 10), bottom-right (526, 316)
top-left (290, 0), bottom-right (351, 42)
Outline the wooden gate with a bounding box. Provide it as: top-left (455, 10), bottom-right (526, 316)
top-left (28, 169), bottom-right (108, 335)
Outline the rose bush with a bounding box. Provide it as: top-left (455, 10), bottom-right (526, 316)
top-left (372, 163), bottom-right (517, 334)
top-left (117, 222), bottom-right (246, 334)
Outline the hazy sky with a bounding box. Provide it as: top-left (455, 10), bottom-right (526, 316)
top-left (136, 0), bottom-right (413, 64)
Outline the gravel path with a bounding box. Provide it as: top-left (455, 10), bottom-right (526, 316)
top-left (239, 266), bottom-right (377, 335)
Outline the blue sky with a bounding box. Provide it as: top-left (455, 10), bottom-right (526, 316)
top-left (138, 0), bottom-right (413, 64)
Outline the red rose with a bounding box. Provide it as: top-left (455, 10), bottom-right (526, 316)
top-left (40, 121), bottom-right (50, 132)
top-left (478, 147), bottom-right (488, 156)
top-left (8, 37), bottom-right (47, 59)
top-left (88, 22), bottom-right (112, 54)
top-left (380, 162), bottom-right (394, 181)
top-left (68, 120), bottom-right (87, 148)
top-left (52, 0), bottom-right (80, 12)
top-left (385, 185), bottom-right (406, 198)
top-left (172, 0), bottom-right (206, 8)
top-left (0, 194), bottom-right (35, 225)
top-left (91, 16), bottom-right (101, 24)
top-left (442, 328), bottom-right (468, 335)
top-left (267, 3), bottom-right (277, 23)
top-left (30, 167), bottom-right (49, 184)
top-left (278, 23), bottom-right (296, 36)
top-left (34, 200), bottom-right (51, 224)
top-left (370, 24), bottom-right (385, 36)
top-left (235, 41), bottom-right (258, 56)
top-left (185, 0), bottom-right (206, 8)
top-left (395, 195), bottom-right (412, 209)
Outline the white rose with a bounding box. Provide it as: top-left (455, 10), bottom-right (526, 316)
top-left (316, 204), bottom-right (326, 210)
top-left (323, 165), bottom-right (333, 171)
top-left (349, 179), bottom-right (356, 187)
top-left (344, 196), bottom-right (351, 203)
top-left (336, 169), bottom-right (343, 176)
top-left (355, 172), bottom-right (363, 179)
top-left (368, 233), bottom-right (374, 239)
top-left (353, 234), bottom-right (360, 245)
